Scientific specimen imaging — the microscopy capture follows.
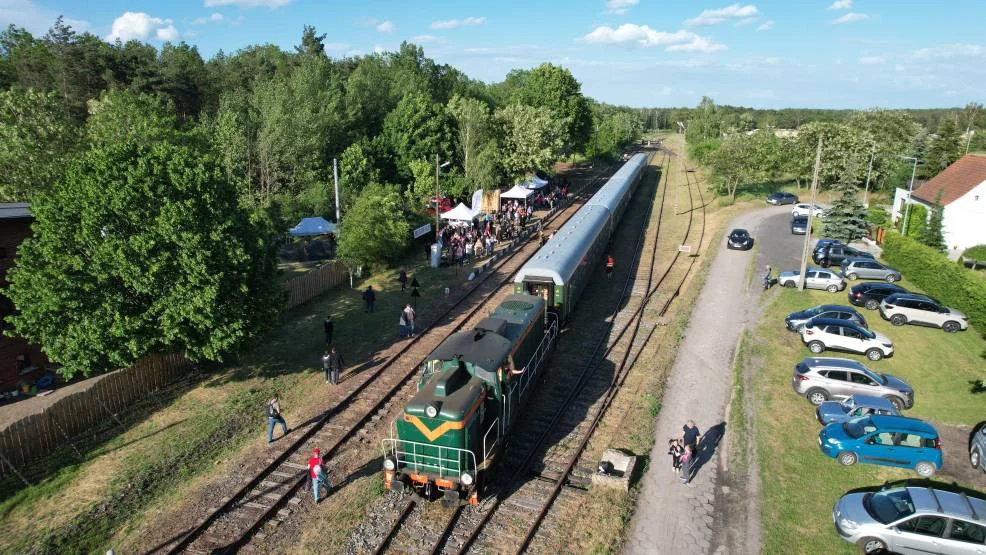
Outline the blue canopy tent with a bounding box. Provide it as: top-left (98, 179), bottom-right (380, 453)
top-left (289, 217), bottom-right (338, 237)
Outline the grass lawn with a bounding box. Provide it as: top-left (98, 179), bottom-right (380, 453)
top-left (749, 279), bottom-right (986, 554)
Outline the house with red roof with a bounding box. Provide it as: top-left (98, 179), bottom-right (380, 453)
top-left (892, 154), bottom-right (986, 257)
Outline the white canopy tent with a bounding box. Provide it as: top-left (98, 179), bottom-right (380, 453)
top-left (523, 175), bottom-right (550, 190)
top-left (440, 202), bottom-right (476, 222)
top-left (500, 184), bottom-right (535, 200)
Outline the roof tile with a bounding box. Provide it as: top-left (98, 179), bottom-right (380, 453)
top-left (912, 154), bottom-right (986, 205)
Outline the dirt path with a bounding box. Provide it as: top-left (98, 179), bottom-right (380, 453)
top-left (624, 206), bottom-right (780, 555)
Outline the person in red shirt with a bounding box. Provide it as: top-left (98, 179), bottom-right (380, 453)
top-left (308, 447), bottom-right (331, 503)
top-left (605, 255), bottom-right (615, 279)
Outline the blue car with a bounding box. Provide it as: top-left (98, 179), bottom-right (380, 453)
top-left (818, 415), bottom-right (942, 477)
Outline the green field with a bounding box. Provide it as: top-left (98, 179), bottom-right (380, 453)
top-left (749, 279), bottom-right (986, 554)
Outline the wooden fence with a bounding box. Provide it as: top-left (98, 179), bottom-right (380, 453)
top-left (283, 260), bottom-right (350, 309)
top-left (0, 352), bottom-right (191, 480)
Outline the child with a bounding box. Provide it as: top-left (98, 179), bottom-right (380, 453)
top-left (668, 438), bottom-right (684, 473)
top-left (679, 444), bottom-right (694, 484)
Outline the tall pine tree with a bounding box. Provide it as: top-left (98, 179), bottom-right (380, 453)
top-left (823, 181), bottom-right (869, 243)
top-left (920, 191), bottom-right (947, 252)
top-left (925, 116), bottom-right (962, 176)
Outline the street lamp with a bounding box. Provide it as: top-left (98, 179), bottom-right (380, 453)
top-left (898, 155), bottom-right (919, 235)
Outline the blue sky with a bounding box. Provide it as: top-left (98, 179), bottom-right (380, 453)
top-left (3, 0), bottom-right (985, 109)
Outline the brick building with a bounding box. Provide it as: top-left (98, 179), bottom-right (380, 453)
top-left (1, 203), bottom-right (49, 392)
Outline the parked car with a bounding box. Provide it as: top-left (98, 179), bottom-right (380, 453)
top-left (785, 304), bottom-right (867, 332)
top-left (818, 415), bottom-right (942, 476)
top-left (847, 282), bottom-right (908, 311)
top-left (791, 215), bottom-right (809, 235)
top-left (792, 203), bottom-right (826, 218)
top-left (833, 485), bottom-right (986, 554)
top-left (791, 357), bottom-right (913, 409)
top-left (971, 423), bottom-right (986, 472)
top-left (813, 245), bottom-right (875, 268)
top-left (726, 228), bottom-right (754, 250)
top-left (778, 268), bottom-right (846, 293)
top-left (767, 191), bottom-right (799, 205)
top-left (880, 293), bottom-right (969, 333)
top-left (813, 238), bottom-right (844, 253)
top-left (840, 258), bottom-right (903, 283)
top-left (816, 394), bottom-right (899, 425)
top-left (800, 318), bottom-right (894, 361)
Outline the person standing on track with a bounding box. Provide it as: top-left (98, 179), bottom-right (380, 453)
top-left (323, 346), bottom-right (344, 385)
top-left (308, 447), bottom-right (331, 503)
top-left (402, 303), bottom-right (416, 337)
top-left (323, 315), bottom-right (333, 345)
top-left (398, 269), bottom-right (408, 291)
top-left (605, 254), bottom-right (615, 279)
top-left (266, 396), bottom-right (289, 443)
top-left (362, 285), bottom-right (376, 313)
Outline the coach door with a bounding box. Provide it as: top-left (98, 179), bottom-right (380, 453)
top-left (526, 281), bottom-right (554, 310)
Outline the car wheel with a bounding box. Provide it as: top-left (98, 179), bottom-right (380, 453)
top-left (970, 447), bottom-right (981, 470)
top-left (864, 299), bottom-right (879, 310)
top-left (838, 451), bottom-right (857, 466)
top-left (808, 341), bottom-right (825, 354)
top-left (915, 461), bottom-right (936, 477)
top-left (847, 272), bottom-right (858, 280)
top-left (827, 284), bottom-right (839, 293)
top-left (806, 389), bottom-right (829, 405)
top-left (890, 314), bottom-right (907, 326)
top-left (885, 274), bottom-right (898, 283)
top-left (784, 280), bottom-right (796, 288)
top-left (942, 321), bottom-right (960, 333)
top-left (866, 348), bottom-right (883, 361)
top-left (858, 537), bottom-right (888, 554)
top-left (884, 396), bottom-right (904, 411)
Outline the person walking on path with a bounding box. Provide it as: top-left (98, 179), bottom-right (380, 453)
top-left (398, 270), bottom-right (408, 291)
top-left (307, 447), bottom-right (331, 503)
top-left (402, 304), bottom-right (416, 337)
top-left (605, 254), bottom-right (615, 279)
top-left (266, 396), bottom-right (289, 443)
top-left (681, 420), bottom-right (702, 453)
top-left (322, 347), bottom-right (344, 385)
top-left (323, 316), bottom-right (333, 345)
top-left (399, 309), bottom-right (408, 338)
top-left (362, 285), bottom-right (376, 313)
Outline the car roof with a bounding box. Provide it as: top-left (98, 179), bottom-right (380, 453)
top-left (810, 317), bottom-right (861, 327)
top-left (846, 394), bottom-right (895, 409)
top-left (792, 215), bottom-right (808, 221)
top-left (885, 293), bottom-right (933, 302)
top-left (815, 304), bottom-right (854, 311)
top-left (730, 228), bottom-right (748, 234)
top-left (906, 487), bottom-right (986, 523)
top-left (843, 257), bottom-right (881, 264)
top-left (851, 282), bottom-right (902, 291)
top-left (866, 415), bottom-right (938, 435)
top-left (801, 357), bottom-right (868, 371)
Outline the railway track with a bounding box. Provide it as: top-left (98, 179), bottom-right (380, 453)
top-left (364, 139), bottom-right (710, 555)
top-left (157, 160), bottom-right (627, 555)
top-left (364, 144), bottom-right (688, 555)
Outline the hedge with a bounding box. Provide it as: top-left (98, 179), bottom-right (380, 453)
top-left (962, 244), bottom-right (986, 261)
top-left (882, 232), bottom-right (986, 331)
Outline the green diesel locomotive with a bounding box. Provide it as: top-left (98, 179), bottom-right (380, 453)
top-left (382, 294), bottom-right (557, 505)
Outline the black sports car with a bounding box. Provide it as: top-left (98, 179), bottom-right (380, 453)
top-left (726, 228), bottom-right (754, 250)
top-left (767, 191), bottom-right (798, 205)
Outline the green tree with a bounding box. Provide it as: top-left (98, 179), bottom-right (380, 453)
top-left (511, 63), bottom-right (593, 154)
top-left (847, 109), bottom-right (922, 192)
top-left (339, 138), bottom-right (382, 211)
top-left (920, 191), bottom-right (946, 252)
top-left (688, 96), bottom-right (722, 143)
top-left (295, 25), bottom-right (326, 57)
top-left (495, 103), bottom-right (565, 178)
top-left (447, 93), bottom-right (494, 189)
top-left (707, 130), bottom-right (780, 202)
top-left (0, 88), bottom-right (80, 201)
top-left (823, 182), bottom-right (869, 243)
top-left (154, 42), bottom-right (208, 119)
top-left (3, 140), bottom-right (281, 378)
top-left (337, 183), bottom-right (410, 268)
top-left (925, 116), bottom-right (962, 175)
top-left (86, 88), bottom-right (179, 147)
top-left (382, 92), bottom-right (456, 181)
top-left (903, 203), bottom-right (928, 239)
top-left (793, 122), bottom-right (871, 188)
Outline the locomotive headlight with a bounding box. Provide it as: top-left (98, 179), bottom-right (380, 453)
top-left (383, 457), bottom-right (396, 471)
top-left (425, 405), bottom-right (438, 418)
top-left (460, 472), bottom-right (474, 486)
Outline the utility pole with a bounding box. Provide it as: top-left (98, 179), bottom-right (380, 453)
top-left (435, 153), bottom-right (440, 239)
top-left (965, 103), bottom-right (979, 155)
top-left (798, 137), bottom-right (823, 291)
top-left (333, 158), bottom-right (340, 223)
top-left (862, 147), bottom-right (874, 207)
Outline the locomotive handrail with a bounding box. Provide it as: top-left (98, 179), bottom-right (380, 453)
top-left (383, 438), bottom-right (478, 478)
top-left (482, 417), bottom-right (499, 462)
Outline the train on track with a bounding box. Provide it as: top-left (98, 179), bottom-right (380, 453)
top-left (382, 153), bottom-right (651, 505)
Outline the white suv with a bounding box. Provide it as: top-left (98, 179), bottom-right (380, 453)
top-left (800, 318), bottom-right (894, 361)
top-left (792, 203), bottom-right (825, 218)
top-left (880, 293), bottom-right (969, 333)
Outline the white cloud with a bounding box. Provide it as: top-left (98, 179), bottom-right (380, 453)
top-left (756, 19), bottom-right (774, 31)
top-left (106, 12), bottom-right (179, 42)
top-left (412, 35), bottom-right (445, 44)
top-left (203, 0), bottom-right (291, 8)
top-left (430, 16), bottom-right (486, 30)
top-left (831, 12), bottom-right (868, 24)
top-left (686, 4), bottom-right (758, 26)
top-left (913, 43), bottom-right (986, 59)
top-left (735, 17), bottom-right (758, 27)
top-left (192, 12), bottom-right (224, 25)
top-left (375, 20), bottom-right (393, 33)
top-left (859, 56), bottom-right (886, 65)
top-left (579, 24), bottom-right (726, 53)
top-left (603, 0), bottom-right (639, 15)
top-left (0, 0), bottom-right (89, 35)
top-left (827, 0), bottom-right (853, 10)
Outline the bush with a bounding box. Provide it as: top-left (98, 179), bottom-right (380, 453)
top-left (962, 244), bottom-right (986, 261)
top-left (882, 232), bottom-right (986, 330)
top-left (866, 205), bottom-right (888, 227)
top-left (902, 204), bottom-right (927, 238)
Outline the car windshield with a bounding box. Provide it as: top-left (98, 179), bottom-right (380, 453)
top-left (875, 373), bottom-right (889, 385)
top-left (863, 489), bottom-right (916, 524)
top-left (859, 327), bottom-right (876, 339)
top-left (843, 418), bottom-right (872, 438)
top-left (803, 306), bottom-right (822, 317)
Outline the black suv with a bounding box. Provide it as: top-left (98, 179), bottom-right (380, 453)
top-left (847, 282), bottom-right (907, 310)
top-left (813, 245), bottom-right (875, 267)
